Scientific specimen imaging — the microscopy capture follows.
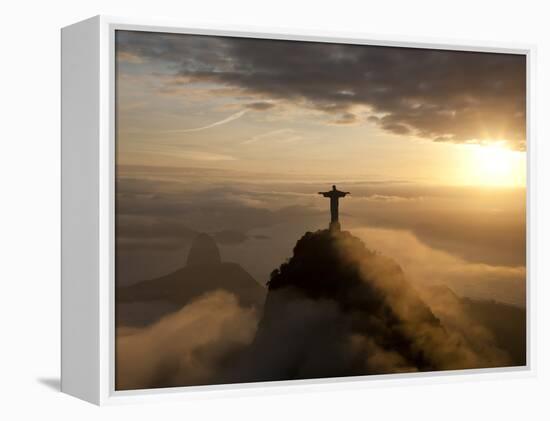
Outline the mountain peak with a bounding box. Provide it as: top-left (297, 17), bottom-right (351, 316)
top-left (186, 233), bottom-right (221, 266)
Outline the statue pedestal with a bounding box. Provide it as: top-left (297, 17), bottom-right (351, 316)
top-left (329, 221), bottom-right (341, 232)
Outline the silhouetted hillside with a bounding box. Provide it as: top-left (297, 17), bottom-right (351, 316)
top-left (267, 229), bottom-right (436, 321)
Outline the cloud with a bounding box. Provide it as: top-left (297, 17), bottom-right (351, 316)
top-left (113, 165), bottom-right (526, 305)
top-left (349, 189), bottom-right (526, 268)
top-left (353, 226), bottom-right (525, 307)
top-left (418, 286), bottom-right (514, 365)
top-left (114, 173), bottom-right (325, 284)
top-left (253, 234), bottom-right (270, 240)
top-left (337, 230), bottom-right (512, 370)
top-left (164, 109), bottom-right (248, 133)
top-left (244, 101), bottom-right (276, 111)
top-left (235, 229), bottom-right (513, 382)
top-left (178, 151), bottom-right (237, 161)
top-left (360, 194), bottom-right (421, 202)
top-left (116, 290), bottom-right (258, 390)
top-left (242, 128), bottom-right (300, 144)
top-left (330, 112), bottom-right (359, 125)
top-left (212, 229), bottom-right (248, 245)
top-left (117, 31), bottom-right (526, 149)
top-left (116, 50), bottom-right (144, 64)
top-left (114, 169), bottom-right (525, 289)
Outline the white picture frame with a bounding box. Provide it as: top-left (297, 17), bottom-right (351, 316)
top-left (61, 15), bottom-right (536, 405)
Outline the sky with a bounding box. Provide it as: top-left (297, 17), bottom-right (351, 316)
top-left (115, 30), bottom-right (527, 306)
top-left (116, 30), bottom-right (526, 186)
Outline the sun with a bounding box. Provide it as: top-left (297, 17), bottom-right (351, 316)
top-left (469, 142), bottom-right (525, 187)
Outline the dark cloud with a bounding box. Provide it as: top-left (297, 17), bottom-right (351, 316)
top-left (331, 112), bottom-right (358, 125)
top-left (244, 101), bottom-right (276, 111)
top-left (380, 121), bottom-right (411, 135)
top-left (117, 31), bottom-right (526, 149)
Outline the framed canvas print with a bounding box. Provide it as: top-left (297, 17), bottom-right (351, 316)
top-left (61, 16), bottom-right (535, 405)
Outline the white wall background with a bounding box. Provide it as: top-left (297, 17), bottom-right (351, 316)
top-left (1, 0), bottom-right (548, 419)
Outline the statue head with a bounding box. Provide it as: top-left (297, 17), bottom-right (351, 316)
top-left (332, 185), bottom-right (336, 190)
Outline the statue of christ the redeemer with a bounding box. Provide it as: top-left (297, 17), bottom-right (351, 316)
top-left (318, 185), bottom-right (350, 231)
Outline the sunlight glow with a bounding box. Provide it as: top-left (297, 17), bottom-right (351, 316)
top-left (469, 142), bottom-right (525, 187)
